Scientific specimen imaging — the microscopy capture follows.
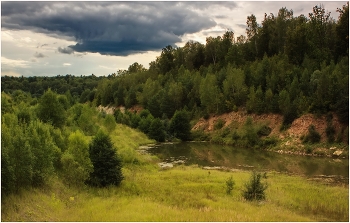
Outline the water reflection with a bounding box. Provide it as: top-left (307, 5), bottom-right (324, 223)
top-left (148, 142), bottom-right (349, 178)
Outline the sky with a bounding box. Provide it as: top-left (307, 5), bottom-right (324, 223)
top-left (1, 1), bottom-right (347, 77)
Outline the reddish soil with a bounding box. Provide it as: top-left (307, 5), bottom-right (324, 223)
top-left (192, 110), bottom-right (345, 143)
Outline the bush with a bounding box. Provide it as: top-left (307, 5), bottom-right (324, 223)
top-left (303, 125), bottom-right (321, 144)
top-left (226, 176), bottom-right (235, 195)
top-left (191, 130), bottom-right (210, 141)
top-left (243, 171), bottom-right (267, 201)
top-left (257, 125), bottom-right (272, 136)
top-left (214, 119), bottom-right (225, 130)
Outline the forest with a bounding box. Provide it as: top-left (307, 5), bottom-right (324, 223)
top-left (1, 3), bottom-right (349, 200)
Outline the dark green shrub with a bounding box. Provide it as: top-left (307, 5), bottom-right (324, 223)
top-left (220, 127), bottom-right (230, 137)
top-left (303, 125), bottom-right (321, 144)
top-left (243, 171), bottom-right (267, 201)
top-left (305, 145), bottom-right (313, 154)
top-left (326, 124), bottom-right (336, 143)
top-left (169, 110), bottom-right (191, 141)
top-left (260, 137), bottom-right (278, 148)
top-left (257, 125), bottom-right (272, 136)
top-left (214, 119), bottom-right (225, 130)
top-left (232, 131), bottom-right (240, 140)
top-left (148, 118), bottom-right (166, 142)
top-left (191, 130), bottom-right (210, 141)
top-left (88, 131), bottom-right (124, 187)
top-left (326, 113), bottom-right (335, 142)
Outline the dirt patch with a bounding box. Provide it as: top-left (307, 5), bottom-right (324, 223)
top-left (287, 114), bottom-right (343, 142)
top-left (192, 111), bottom-right (345, 143)
top-left (97, 105), bottom-right (117, 115)
top-left (192, 110), bottom-right (283, 135)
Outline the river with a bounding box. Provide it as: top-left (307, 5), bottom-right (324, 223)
top-left (146, 142), bottom-right (349, 182)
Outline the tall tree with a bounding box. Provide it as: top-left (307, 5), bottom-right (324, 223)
top-left (37, 89), bottom-right (66, 128)
top-left (88, 131), bottom-right (124, 187)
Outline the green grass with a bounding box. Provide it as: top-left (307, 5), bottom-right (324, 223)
top-left (2, 164), bottom-right (348, 222)
top-left (1, 123), bottom-right (348, 222)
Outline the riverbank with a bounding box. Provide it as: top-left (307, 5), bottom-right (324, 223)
top-left (2, 163), bottom-right (348, 222)
top-left (191, 110), bottom-right (349, 158)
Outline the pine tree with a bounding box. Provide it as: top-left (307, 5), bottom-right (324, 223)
top-left (88, 131), bottom-right (124, 187)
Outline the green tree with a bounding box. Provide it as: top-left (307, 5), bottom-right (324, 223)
top-left (61, 131), bottom-right (93, 186)
top-left (88, 131), bottom-right (124, 187)
top-left (148, 118), bottom-right (166, 142)
top-left (243, 171), bottom-right (268, 201)
top-left (199, 74), bottom-right (220, 114)
top-left (37, 89), bottom-right (66, 128)
top-left (104, 114), bottom-right (117, 133)
top-left (1, 114), bottom-right (33, 192)
top-left (27, 121), bottom-right (58, 186)
top-left (169, 110), bottom-right (191, 141)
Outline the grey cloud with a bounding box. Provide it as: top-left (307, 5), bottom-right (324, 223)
top-left (2, 2), bottom-right (217, 56)
top-left (58, 47), bottom-right (74, 54)
top-left (237, 24), bottom-right (247, 29)
top-left (215, 15), bottom-right (228, 19)
top-left (34, 52), bottom-right (45, 58)
top-left (178, 1), bottom-right (238, 10)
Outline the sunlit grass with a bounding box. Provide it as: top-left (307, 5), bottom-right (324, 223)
top-left (1, 122), bottom-right (348, 222)
top-left (2, 164), bottom-right (348, 222)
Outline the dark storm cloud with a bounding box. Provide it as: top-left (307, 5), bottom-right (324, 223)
top-left (1, 1), bottom-right (218, 56)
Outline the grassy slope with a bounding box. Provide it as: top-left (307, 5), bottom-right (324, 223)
top-left (1, 124), bottom-right (348, 222)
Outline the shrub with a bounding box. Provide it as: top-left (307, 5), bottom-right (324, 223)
top-left (243, 171), bottom-right (267, 201)
top-left (191, 130), bottom-right (210, 141)
top-left (303, 125), bottom-right (321, 144)
top-left (257, 125), bottom-right (272, 136)
top-left (226, 176), bottom-right (235, 195)
top-left (214, 119), bottom-right (225, 130)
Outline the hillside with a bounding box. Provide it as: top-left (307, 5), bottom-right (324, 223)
top-left (193, 111), bottom-right (344, 142)
top-left (192, 110), bottom-right (348, 157)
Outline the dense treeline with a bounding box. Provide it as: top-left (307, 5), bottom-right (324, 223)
top-left (2, 4), bottom-right (348, 126)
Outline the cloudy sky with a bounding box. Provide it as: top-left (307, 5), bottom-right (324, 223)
top-left (1, 1), bottom-right (347, 77)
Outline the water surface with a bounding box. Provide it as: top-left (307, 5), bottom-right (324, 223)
top-left (148, 142), bottom-right (349, 179)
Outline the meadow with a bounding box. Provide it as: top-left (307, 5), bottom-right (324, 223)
top-left (1, 120), bottom-right (349, 222)
top-left (2, 158), bottom-right (348, 221)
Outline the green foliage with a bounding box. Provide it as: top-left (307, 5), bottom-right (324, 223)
top-left (257, 125), bottom-right (272, 136)
top-left (243, 171), bottom-right (268, 201)
top-left (214, 119), bottom-right (225, 130)
top-left (104, 114), bottom-right (117, 133)
top-left (37, 89), bottom-right (66, 128)
top-left (88, 131), bottom-right (124, 187)
top-left (243, 117), bottom-right (260, 148)
top-left (326, 113), bottom-right (336, 143)
top-left (225, 176), bottom-right (235, 195)
top-left (27, 121), bottom-right (59, 186)
top-left (1, 113), bottom-right (59, 194)
top-left (303, 125), bottom-right (321, 144)
top-left (61, 130), bottom-right (93, 186)
top-left (148, 118), bottom-right (166, 142)
top-left (169, 110), bottom-right (191, 141)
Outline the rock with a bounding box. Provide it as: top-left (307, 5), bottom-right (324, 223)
top-left (158, 162), bottom-right (173, 170)
top-left (173, 160), bottom-right (185, 165)
top-left (330, 146), bottom-right (337, 150)
top-left (202, 166), bottom-right (223, 170)
top-left (333, 150), bottom-right (343, 156)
